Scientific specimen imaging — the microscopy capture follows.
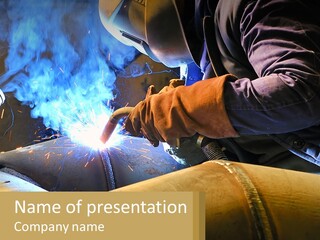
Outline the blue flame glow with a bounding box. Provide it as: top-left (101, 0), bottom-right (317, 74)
top-left (0, 0), bottom-right (137, 148)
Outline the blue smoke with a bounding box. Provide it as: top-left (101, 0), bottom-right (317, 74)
top-left (0, 0), bottom-right (137, 146)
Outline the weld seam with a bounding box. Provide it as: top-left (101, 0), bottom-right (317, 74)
top-left (99, 150), bottom-right (116, 190)
top-left (213, 161), bottom-right (274, 240)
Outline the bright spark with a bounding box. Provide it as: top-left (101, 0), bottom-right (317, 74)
top-left (66, 109), bottom-right (124, 150)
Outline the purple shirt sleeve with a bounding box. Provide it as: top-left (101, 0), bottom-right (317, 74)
top-left (223, 0), bottom-right (320, 135)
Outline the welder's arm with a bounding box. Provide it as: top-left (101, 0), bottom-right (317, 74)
top-left (125, 74), bottom-right (239, 147)
top-left (221, 0), bottom-right (320, 135)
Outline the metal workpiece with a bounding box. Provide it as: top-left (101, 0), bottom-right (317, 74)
top-left (0, 170), bottom-right (46, 192)
top-left (116, 160), bottom-right (320, 239)
top-left (0, 136), bottom-right (186, 191)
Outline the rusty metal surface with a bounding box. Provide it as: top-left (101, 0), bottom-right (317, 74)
top-left (0, 136), bottom-right (186, 191)
top-left (104, 136), bottom-right (186, 188)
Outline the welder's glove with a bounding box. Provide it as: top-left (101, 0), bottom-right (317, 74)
top-left (125, 74), bottom-right (239, 147)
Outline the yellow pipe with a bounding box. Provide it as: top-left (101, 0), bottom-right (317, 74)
top-left (113, 160), bottom-right (320, 239)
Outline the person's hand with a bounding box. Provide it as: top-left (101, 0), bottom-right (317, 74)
top-left (146, 79), bottom-right (185, 98)
top-left (158, 79), bottom-right (185, 93)
top-left (125, 74), bottom-right (239, 147)
top-left (127, 79), bottom-right (185, 146)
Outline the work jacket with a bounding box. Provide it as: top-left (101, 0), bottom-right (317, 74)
top-left (192, 0), bottom-right (320, 166)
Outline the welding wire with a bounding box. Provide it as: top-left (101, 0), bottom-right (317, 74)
top-left (100, 107), bottom-right (134, 144)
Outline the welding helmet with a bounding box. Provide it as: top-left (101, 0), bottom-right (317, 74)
top-left (99, 0), bottom-right (194, 68)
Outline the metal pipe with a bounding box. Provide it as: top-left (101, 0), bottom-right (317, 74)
top-left (114, 160), bottom-right (320, 240)
top-left (0, 136), bottom-right (186, 191)
top-left (100, 107), bottom-right (134, 144)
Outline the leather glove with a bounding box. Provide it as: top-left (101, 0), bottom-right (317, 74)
top-left (158, 79), bottom-right (185, 93)
top-left (125, 74), bottom-right (239, 147)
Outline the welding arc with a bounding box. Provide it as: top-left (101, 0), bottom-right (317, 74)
top-left (100, 107), bottom-right (134, 144)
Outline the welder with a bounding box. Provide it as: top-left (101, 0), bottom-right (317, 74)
top-left (99, 0), bottom-right (320, 172)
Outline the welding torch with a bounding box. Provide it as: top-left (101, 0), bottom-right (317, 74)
top-left (99, 106), bottom-right (228, 166)
top-left (100, 106), bottom-right (134, 144)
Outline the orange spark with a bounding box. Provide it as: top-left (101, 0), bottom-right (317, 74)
top-left (141, 155), bottom-right (152, 160)
top-left (137, 148), bottom-right (149, 153)
top-left (45, 152), bottom-right (51, 159)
